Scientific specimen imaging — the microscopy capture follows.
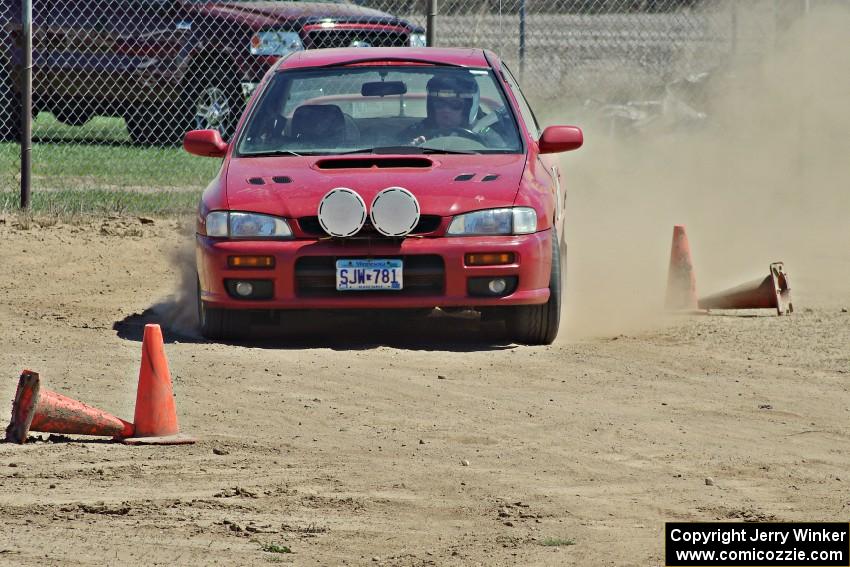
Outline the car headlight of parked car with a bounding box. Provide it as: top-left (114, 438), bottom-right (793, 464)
top-left (446, 207), bottom-right (537, 236)
top-left (409, 33), bottom-right (426, 47)
top-left (249, 31), bottom-right (304, 56)
top-left (206, 211), bottom-right (293, 239)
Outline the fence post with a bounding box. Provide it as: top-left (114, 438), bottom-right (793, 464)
top-left (20, 0), bottom-right (32, 210)
top-left (426, 0), bottom-right (437, 47)
top-left (518, 0), bottom-right (526, 78)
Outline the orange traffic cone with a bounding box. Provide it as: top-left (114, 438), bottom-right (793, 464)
top-left (5, 370), bottom-right (134, 444)
top-left (124, 324), bottom-right (195, 445)
top-left (698, 262), bottom-right (793, 316)
top-left (665, 225), bottom-right (698, 310)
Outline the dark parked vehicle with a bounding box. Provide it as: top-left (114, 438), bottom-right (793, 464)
top-left (0, 0), bottom-right (424, 144)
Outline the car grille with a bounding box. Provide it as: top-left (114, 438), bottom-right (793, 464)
top-left (297, 216), bottom-right (442, 237)
top-left (295, 255), bottom-right (444, 297)
top-left (305, 30), bottom-right (409, 49)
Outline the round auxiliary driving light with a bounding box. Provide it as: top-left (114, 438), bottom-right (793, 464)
top-left (370, 186), bottom-right (420, 237)
top-left (317, 188), bottom-right (367, 237)
top-left (488, 278), bottom-right (507, 294)
top-left (235, 282), bottom-right (254, 297)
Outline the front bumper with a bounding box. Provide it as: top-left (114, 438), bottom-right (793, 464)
top-left (196, 231), bottom-right (553, 310)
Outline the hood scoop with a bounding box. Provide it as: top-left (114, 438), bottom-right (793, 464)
top-left (315, 157), bottom-right (433, 170)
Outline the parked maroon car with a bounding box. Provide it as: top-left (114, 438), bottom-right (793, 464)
top-left (0, 0), bottom-right (424, 144)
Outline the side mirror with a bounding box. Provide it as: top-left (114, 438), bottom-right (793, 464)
top-left (538, 125), bottom-right (583, 154)
top-left (184, 129), bottom-right (228, 158)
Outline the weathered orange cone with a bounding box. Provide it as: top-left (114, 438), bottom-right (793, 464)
top-left (124, 324), bottom-right (195, 445)
top-left (5, 370), bottom-right (134, 444)
top-left (665, 225), bottom-right (698, 310)
top-left (698, 262), bottom-right (793, 316)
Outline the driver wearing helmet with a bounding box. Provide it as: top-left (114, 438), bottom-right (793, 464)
top-left (400, 74), bottom-right (484, 146)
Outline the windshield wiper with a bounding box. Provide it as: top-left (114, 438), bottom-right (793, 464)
top-left (238, 149), bottom-right (334, 157)
top-left (336, 146), bottom-right (419, 155)
top-left (420, 147), bottom-right (478, 155)
top-left (337, 146), bottom-right (478, 155)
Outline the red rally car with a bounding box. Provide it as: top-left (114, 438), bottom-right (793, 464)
top-left (185, 47), bottom-right (582, 344)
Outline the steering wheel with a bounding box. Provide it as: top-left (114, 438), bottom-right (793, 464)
top-left (439, 128), bottom-right (484, 141)
top-left (412, 127), bottom-right (484, 147)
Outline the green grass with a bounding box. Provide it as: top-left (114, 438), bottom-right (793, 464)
top-left (260, 543), bottom-right (292, 554)
top-left (31, 113), bottom-right (132, 143)
top-left (0, 188), bottom-right (202, 216)
top-left (539, 537), bottom-right (576, 547)
top-left (0, 113), bottom-right (221, 191)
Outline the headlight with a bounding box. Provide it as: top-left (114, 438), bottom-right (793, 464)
top-left (206, 211), bottom-right (229, 237)
top-left (446, 207), bottom-right (537, 236)
top-left (205, 211), bottom-right (293, 239)
top-left (249, 31), bottom-right (304, 56)
top-left (409, 33), bottom-right (426, 48)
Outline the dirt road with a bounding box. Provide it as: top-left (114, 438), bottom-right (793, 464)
top-left (0, 216), bottom-right (847, 566)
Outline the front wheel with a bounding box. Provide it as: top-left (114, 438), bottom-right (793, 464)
top-left (186, 66), bottom-right (243, 142)
top-left (197, 278), bottom-right (243, 340)
top-left (505, 228), bottom-right (563, 345)
top-left (126, 64), bottom-right (242, 146)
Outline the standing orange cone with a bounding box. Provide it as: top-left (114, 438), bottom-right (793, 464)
top-left (124, 324), bottom-right (195, 445)
top-left (665, 225), bottom-right (698, 310)
top-left (5, 370), bottom-right (134, 444)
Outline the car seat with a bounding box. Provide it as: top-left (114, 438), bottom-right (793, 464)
top-left (290, 104), bottom-right (359, 146)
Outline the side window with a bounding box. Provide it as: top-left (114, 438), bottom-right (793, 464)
top-left (501, 64), bottom-right (540, 138)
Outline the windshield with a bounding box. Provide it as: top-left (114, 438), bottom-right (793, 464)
top-left (236, 66), bottom-right (523, 156)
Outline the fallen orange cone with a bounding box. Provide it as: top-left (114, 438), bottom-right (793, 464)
top-left (665, 225), bottom-right (698, 310)
top-left (698, 262), bottom-right (793, 316)
top-left (123, 324), bottom-right (195, 445)
top-left (5, 370), bottom-right (134, 444)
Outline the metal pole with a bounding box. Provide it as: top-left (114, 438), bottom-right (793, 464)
top-left (20, 0), bottom-right (32, 210)
top-left (518, 0), bottom-right (526, 78)
top-left (426, 0), bottom-right (437, 47)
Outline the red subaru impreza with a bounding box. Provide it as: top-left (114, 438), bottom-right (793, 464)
top-left (185, 47), bottom-right (582, 344)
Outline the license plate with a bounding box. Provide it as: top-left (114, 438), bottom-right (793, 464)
top-left (336, 259), bottom-right (403, 291)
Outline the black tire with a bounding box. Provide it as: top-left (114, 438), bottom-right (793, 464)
top-left (505, 228), bottom-right (563, 345)
top-left (197, 278), bottom-right (242, 340)
top-left (53, 107), bottom-right (93, 127)
top-left (0, 67), bottom-right (21, 142)
top-left (126, 103), bottom-right (190, 146)
top-left (187, 69), bottom-right (243, 142)
top-left (127, 63), bottom-right (242, 146)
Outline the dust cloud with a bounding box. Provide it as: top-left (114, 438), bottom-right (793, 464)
top-left (151, 225), bottom-right (200, 337)
top-left (541, 3), bottom-right (850, 339)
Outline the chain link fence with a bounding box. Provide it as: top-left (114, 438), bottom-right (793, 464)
top-left (0, 0), bottom-right (815, 211)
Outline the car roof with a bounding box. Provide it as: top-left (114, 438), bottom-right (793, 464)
top-left (276, 47), bottom-right (493, 71)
